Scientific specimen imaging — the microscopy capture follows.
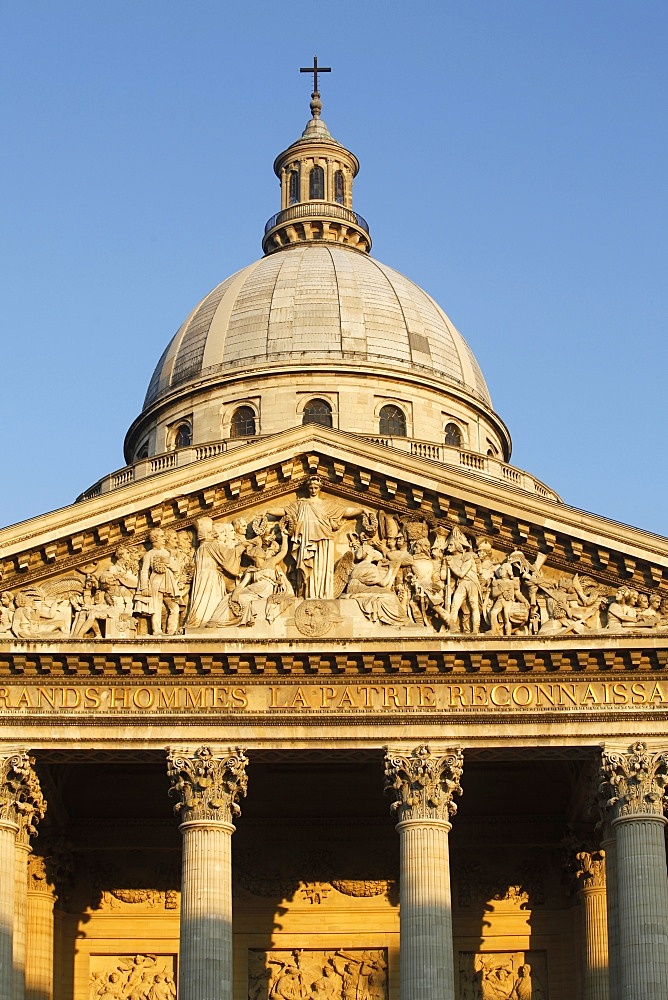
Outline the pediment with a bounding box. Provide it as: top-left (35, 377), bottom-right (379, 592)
top-left (1, 426), bottom-right (667, 645)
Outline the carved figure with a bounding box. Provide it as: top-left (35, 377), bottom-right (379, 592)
top-left (510, 964), bottom-right (542, 1000)
top-left (606, 587), bottom-right (638, 630)
top-left (106, 546), bottom-right (141, 613)
top-left (481, 965), bottom-right (515, 1000)
top-left (488, 554), bottom-right (530, 635)
top-left (268, 476), bottom-right (368, 599)
top-left (444, 527), bottom-right (482, 633)
top-left (0, 593), bottom-right (15, 635)
top-left (208, 529), bottom-right (293, 627)
top-left (344, 532), bottom-right (410, 626)
top-left (186, 517), bottom-right (250, 627)
top-left (72, 572), bottom-right (136, 639)
top-left (309, 964), bottom-right (340, 999)
top-left (406, 537), bottom-right (449, 628)
top-left (133, 530), bottom-right (180, 635)
top-left (11, 588), bottom-right (70, 639)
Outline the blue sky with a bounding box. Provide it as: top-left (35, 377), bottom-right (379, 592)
top-left (1, 2), bottom-right (667, 535)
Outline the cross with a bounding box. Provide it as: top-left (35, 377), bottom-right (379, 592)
top-left (300, 56), bottom-right (331, 95)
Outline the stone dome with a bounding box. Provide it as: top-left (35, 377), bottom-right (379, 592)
top-left (143, 243), bottom-right (492, 411)
top-left (124, 102), bottom-right (512, 467)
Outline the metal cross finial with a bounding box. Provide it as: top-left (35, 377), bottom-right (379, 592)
top-left (300, 56), bottom-right (331, 96)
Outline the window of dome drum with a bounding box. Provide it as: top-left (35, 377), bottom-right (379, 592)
top-left (230, 406), bottom-right (257, 438)
top-left (174, 423), bottom-right (192, 449)
top-left (444, 422), bottom-right (462, 447)
top-left (309, 165), bottom-right (325, 200)
top-left (334, 170), bottom-right (345, 205)
top-left (302, 398), bottom-right (333, 427)
top-left (289, 169), bottom-right (299, 205)
top-left (379, 404), bottom-right (407, 437)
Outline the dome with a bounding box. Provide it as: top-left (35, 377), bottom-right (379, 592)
top-left (143, 243), bottom-right (492, 411)
top-left (123, 96), bottom-right (512, 469)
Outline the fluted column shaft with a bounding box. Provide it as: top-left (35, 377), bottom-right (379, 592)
top-left (579, 885), bottom-right (609, 1000)
top-left (0, 820), bottom-right (18, 1000)
top-left (385, 744), bottom-right (463, 1000)
top-left (600, 834), bottom-right (619, 1000)
top-left (397, 817), bottom-right (454, 999)
top-left (179, 820), bottom-right (234, 1000)
top-left (26, 856), bottom-right (57, 1000)
top-left (13, 840), bottom-right (30, 1000)
top-left (614, 814), bottom-right (668, 998)
top-left (167, 746), bottom-right (248, 1000)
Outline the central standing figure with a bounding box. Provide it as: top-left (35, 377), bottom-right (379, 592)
top-left (268, 476), bottom-right (368, 599)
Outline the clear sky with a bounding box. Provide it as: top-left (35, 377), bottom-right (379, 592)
top-left (1, 2), bottom-right (667, 535)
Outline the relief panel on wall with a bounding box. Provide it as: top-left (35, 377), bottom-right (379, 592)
top-left (248, 948), bottom-right (387, 999)
top-left (89, 954), bottom-right (177, 1000)
top-left (457, 951), bottom-right (547, 999)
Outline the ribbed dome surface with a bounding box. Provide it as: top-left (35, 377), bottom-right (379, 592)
top-left (144, 244), bottom-right (491, 409)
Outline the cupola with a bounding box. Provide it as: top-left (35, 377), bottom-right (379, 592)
top-left (262, 57), bottom-right (371, 255)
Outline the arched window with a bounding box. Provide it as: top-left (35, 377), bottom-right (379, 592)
top-left (135, 442), bottom-right (149, 461)
top-left (444, 422), bottom-right (462, 447)
top-left (289, 169), bottom-right (300, 205)
top-left (230, 406), bottom-right (257, 438)
top-left (309, 165), bottom-right (325, 200)
top-left (334, 170), bottom-right (345, 205)
top-left (379, 404), bottom-right (407, 437)
top-left (303, 398), bottom-right (333, 428)
top-left (174, 423), bottom-right (192, 449)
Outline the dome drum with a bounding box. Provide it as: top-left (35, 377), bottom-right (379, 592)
top-left (125, 365), bottom-right (509, 465)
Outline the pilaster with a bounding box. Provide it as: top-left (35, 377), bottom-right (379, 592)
top-left (167, 746), bottom-right (248, 1000)
top-left (384, 744), bottom-right (463, 1000)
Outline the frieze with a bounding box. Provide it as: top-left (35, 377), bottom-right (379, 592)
top-left (2, 480), bottom-right (667, 643)
top-left (2, 680), bottom-right (668, 716)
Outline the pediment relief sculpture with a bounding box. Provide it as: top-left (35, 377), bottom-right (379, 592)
top-left (2, 476), bottom-right (667, 641)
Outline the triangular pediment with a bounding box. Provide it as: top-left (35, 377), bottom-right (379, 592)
top-left (1, 425), bottom-right (667, 646)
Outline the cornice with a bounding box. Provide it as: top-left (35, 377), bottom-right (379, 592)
top-left (0, 639), bottom-right (666, 678)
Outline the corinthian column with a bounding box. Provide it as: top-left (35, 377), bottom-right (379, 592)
top-left (599, 741), bottom-right (668, 999)
top-left (384, 744), bottom-right (464, 1000)
top-left (574, 850), bottom-right (609, 1000)
top-left (0, 751), bottom-right (46, 1000)
top-left (167, 746), bottom-right (248, 1000)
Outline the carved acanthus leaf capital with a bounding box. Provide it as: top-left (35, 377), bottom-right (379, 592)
top-left (599, 741), bottom-right (668, 822)
top-left (384, 744), bottom-right (463, 823)
top-left (574, 850), bottom-right (606, 890)
top-left (0, 751), bottom-right (46, 842)
top-left (166, 746), bottom-right (248, 824)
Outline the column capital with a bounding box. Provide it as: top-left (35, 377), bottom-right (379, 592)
top-left (166, 745), bottom-right (248, 825)
top-left (384, 744), bottom-right (463, 823)
top-left (27, 853), bottom-right (55, 896)
top-left (0, 751), bottom-right (46, 845)
top-left (574, 849), bottom-right (606, 890)
top-left (599, 741), bottom-right (668, 823)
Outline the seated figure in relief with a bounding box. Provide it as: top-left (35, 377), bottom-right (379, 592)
top-left (207, 528), bottom-right (293, 627)
top-left (342, 530), bottom-right (412, 626)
